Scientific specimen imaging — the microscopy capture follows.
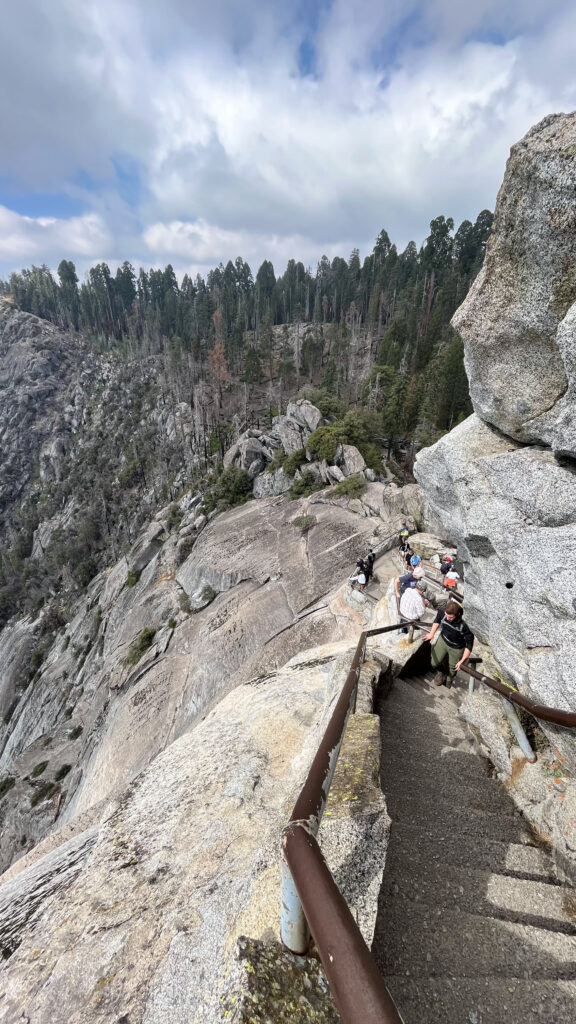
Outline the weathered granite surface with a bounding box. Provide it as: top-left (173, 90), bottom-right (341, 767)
top-left (452, 112), bottom-right (576, 456)
top-left (415, 414), bottom-right (576, 765)
top-left (0, 643), bottom-right (363, 1024)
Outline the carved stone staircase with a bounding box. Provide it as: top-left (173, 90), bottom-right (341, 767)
top-left (372, 672), bottom-right (576, 1024)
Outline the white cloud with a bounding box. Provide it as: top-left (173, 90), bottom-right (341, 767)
top-left (0, 207), bottom-right (112, 263)
top-left (0, 0), bottom-right (575, 277)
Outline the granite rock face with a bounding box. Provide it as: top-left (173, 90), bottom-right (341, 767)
top-left (0, 645), bottom-right (356, 1024)
top-left (452, 112), bottom-right (576, 455)
top-left (0, 476), bottom-right (418, 872)
top-left (415, 414), bottom-right (576, 762)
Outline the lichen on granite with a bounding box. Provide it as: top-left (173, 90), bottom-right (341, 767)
top-left (220, 936), bottom-right (339, 1023)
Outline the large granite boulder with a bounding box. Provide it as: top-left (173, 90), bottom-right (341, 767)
top-left (0, 643), bottom-right (358, 1024)
top-left (452, 112), bottom-right (576, 456)
top-left (415, 414), bottom-right (576, 763)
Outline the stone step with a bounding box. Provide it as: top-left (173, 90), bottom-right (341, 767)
top-left (380, 692), bottom-right (464, 724)
top-left (379, 744), bottom-right (492, 784)
top-left (384, 790), bottom-right (528, 845)
top-left (387, 822), bottom-right (554, 882)
top-left (380, 711), bottom-right (469, 743)
top-left (381, 860), bottom-right (570, 933)
top-left (373, 900), bottom-right (576, 980)
top-left (381, 767), bottom-right (516, 817)
top-left (392, 678), bottom-right (465, 708)
top-left (383, 976), bottom-right (576, 1024)
top-left (399, 675), bottom-right (468, 698)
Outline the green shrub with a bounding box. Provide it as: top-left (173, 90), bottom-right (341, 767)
top-left (201, 586), bottom-right (216, 605)
top-left (293, 514), bottom-right (316, 533)
top-left (29, 642), bottom-right (48, 674)
top-left (0, 776), bottom-right (15, 800)
top-left (30, 781), bottom-right (58, 808)
top-left (125, 569), bottom-right (141, 588)
top-left (75, 558), bottom-right (98, 587)
top-left (176, 536), bottom-right (195, 565)
top-left (296, 388), bottom-right (346, 421)
top-left (265, 449), bottom-right (286, 474)
top-left (166, 503), bottom-right (183, 532)
top-left (201, 467), bottom-right (253, 514)
top-left (167, 617), bottom-right (176, 630)
top-left (125, 627), bottom-right (156, 666)
top-left (289, 471), bottom-right (325, 500)
top-left (283, 449), bottom-right (308, 476)
top-left (306, 424), bottom-right (346, 463)
top-left (31, 761), bottom-right (48, 778)
top-left (55, 764), bottom-right (72, 782)
top-left (179, 593), bottom-right (191, 615)
top-left (118, 459), bottom-right (140, 488)
top-left (68, 725), bottom-right (83, 741)
top-left (332, 474), bottom-right (367, 499)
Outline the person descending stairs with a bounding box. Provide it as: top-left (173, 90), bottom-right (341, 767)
top-left (372, 670), bottom-right (576, 1024)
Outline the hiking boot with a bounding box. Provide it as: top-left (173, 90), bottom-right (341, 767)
top-left (433, 672), bottom-right (445, 687)
top-left (445, 676), bottom-right (454, 689)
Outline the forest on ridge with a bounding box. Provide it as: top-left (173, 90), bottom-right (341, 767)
top-left (2, 208), bottom-right (492, 442)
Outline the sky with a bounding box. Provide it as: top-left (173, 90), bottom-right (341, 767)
top-left (1, 0), bottom-right (575, 283)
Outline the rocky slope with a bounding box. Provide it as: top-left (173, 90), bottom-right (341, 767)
top-left (0, 462), bottom-right (422, 873)
top-left (0, 454), bottom-right (420, 1021)
top-left (416, 111), bottom-right (576, 766)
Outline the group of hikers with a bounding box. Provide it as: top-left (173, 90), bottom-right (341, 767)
top-left (350, 550), bottom-right (375, 591)
top-left (348, 528), bottom-right (475, 688)
top-left (395, 527), bottom-right (475, 688)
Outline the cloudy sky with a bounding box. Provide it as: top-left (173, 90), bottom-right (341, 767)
top-left (1, 0), bottom-right (575, 282)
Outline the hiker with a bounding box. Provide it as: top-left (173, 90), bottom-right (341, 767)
top-left (399, 579), bottom-right (429, 632)
top-left (403, 544), bottom-right (415, 568)
top-left (398, 525), bottom-right (410, 548)
top-left (350, 562), bottom-right (367, 591)
top-left (440, 555), bottom-right (453, 576)
top-left (365, 549), bottom-right (375, 580)
top-left (444, 567), bottom-right (461, 590)
top-left (394, 564), bottom-right (424, 602)
top-left (422, 599), bottom-right (474, 688)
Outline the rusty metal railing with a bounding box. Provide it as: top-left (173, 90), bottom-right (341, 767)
top-left (280, 622), bottom-right (405, 1024)
top-left (280, 594), bottom-right (576, 1024)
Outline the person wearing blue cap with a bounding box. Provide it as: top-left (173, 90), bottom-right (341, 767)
top-left (410, 554), bottom-right (421, 567)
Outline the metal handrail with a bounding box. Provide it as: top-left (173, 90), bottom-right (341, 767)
top-left (281, 622), bottom-right (405, 1024)
top-left (408, 621), bottom-right (576, 728)
top-left (280, 613), bottom-right (575, 1023)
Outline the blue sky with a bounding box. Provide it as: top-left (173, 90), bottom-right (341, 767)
top-left (1, 0), bottom-right (575, 282)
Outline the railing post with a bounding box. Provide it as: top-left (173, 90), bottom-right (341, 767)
top-left (500, 697), bottom-right (537, 763)
top-left (468, 677), bottom-right (475, 695)
top-left (280, 850), bottom-right (310, 953)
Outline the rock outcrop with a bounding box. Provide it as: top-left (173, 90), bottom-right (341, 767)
top-left (0, 475), bottom-right (422, 873)
top-left (0, 644), bottom-right (363, 1024)
top-left (417, 111), bottom-right (576, 765)
top-left (452, 112), bottom-right (576, 457)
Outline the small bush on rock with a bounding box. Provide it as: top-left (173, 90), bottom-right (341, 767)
top-left (201, 467), bottom-right (253, 514)
top-left (332, 474), bottom-right (367, 499)
top-left (31, 761), bottom-right (49, 778)
top-left (166, 503), bottom-right (183, 532)
top-left (283, 449), bottom-right (308, 476)
top-left (30, 781), bottom-right (58, 808)
top-left (125, 569), bottom-right (141, 588)
top-left (289, 471), bottom-right (325, 500)
top-left (0, 776), bottom-right (16, 800)
top-left (125, 627), bottom-right (156, 666)
top-left (293, 514), bottom-right (316, 533)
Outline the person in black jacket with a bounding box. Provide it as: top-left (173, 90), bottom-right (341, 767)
top-left (422, 599), bottom-right (474, 688)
